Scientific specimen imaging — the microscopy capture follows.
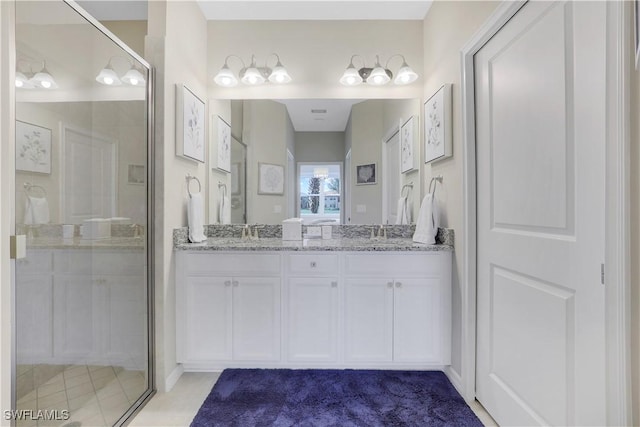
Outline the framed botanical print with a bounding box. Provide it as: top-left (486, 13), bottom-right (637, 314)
top-left (176, 84), bottom-right (206, 163)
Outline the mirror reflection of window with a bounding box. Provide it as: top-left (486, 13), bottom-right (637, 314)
top-left (298, 163), bottom-right (341, 224)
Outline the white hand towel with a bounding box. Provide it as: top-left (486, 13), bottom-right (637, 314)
top-left (219, 195), bottom-right (231, 224)
top-left (187, 193), bottom-right (207, 243)
top-left (412, 193), bottom-right (439, 244)
top-left (395, 196), bottom-right (410, 225)
top-left (24, 196), bottom-right (50, 225)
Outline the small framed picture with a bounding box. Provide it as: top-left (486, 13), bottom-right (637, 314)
top-left (16, 120), bottom-right (52, 174)
top-left (400, 115), bottom-right (417, 173)
top-left (127, 164), bottom-right (145, 185)
top-left (356, 163), bottom-right (377, 185)
top-left (258, 162), bottom-right (284, 195)
top-left (176, 84), bottom-right (206, 163)
top-left (424, 83), bottom-right (452, 164)
top-left (216, 116), bottom-right (231, 172)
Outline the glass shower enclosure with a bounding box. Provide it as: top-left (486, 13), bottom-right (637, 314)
top-left (13, 1), bottom-right (154, 425)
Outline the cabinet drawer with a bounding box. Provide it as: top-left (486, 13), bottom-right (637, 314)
top-left (17, 250), bottom-right (52, 275)
top-left (344, 252), bottom-right (449, 277)
top-left (287, 254), bottom-right (338, 276)
top-left (186, 253), bottom-right (280, 276)
top-left (54, 250), bottom-right (145, 276)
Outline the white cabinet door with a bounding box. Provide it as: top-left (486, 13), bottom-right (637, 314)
top-left (344, 278), bottom-right (393, 362)
top-left (16, 274), bottom-right (53, 362)
top-left (393, 278), bottom-right (441, 363)
top-left (53, 275), bottom-right (99, 361)
top-left (288, 277), bottom-right (339, 362)
top-left (232, 277), bottom-right (280, 361)
top-left (182, 276), bottom-right (232, 362)
top-left (107, 275), bottom-right (146, 369)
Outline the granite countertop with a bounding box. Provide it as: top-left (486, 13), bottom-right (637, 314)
top-left (25, 236), bottom-right (145, 250)
top-left (174, 237), bottom-right (452, 252)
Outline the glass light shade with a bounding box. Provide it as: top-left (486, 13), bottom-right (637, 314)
top-left (31, 68), bottom-right (58, 89)
top-left (394, 63), bottom-right (418, 85)
top-left (313, 167), bottom-right (329, 179)
top-left (214, 65), bottom-right (238, 87)
top-left (367, 66), bottom-right (391, 86)
top-left (15, 71), bottom-right (34, 89)
top-left (241, 67), bottom-right (265, 85)
top-left (339, 66), bottom-right (363, 86)
top-left (96, 66), bottom-right (122, 86)
top-left (121, 68), bottom-right (146, 86)
top-left (268, 63), bottom-right (292, 84)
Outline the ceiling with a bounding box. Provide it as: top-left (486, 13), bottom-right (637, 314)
top-left (76, 0), bottom-right (433, 21)
top-left (277, 99), bottom-right (363, 132)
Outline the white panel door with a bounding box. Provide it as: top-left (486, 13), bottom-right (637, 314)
top-left (288, 277), bottom-right (339, 362)
top-left (232, 277), bottom-right (281, 361)
top-left (16, 274), bottom-right (53, 362)
top-left (184, 276), bottom-right (232, 362)
top-left (384, 131), bottom-right (400, 224)
top-left (475, 2), bottom-right (606, 426)
top-left (344, 278), bottom-right (393, 362)
top-left (62, 126), bottom-right (116, 223)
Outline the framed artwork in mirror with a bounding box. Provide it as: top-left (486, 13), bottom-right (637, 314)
top-left (400, 115), bottom-right (417, 173)
top-left (127, 164), bottom-right (145, 185)
top-left (258, 162), bottom-right (284, 195)
top-left (16, 120), bottom-right (52, 174)
top-left (424, 83), bottom-right (452, 163)
top-left (356, 163), bottom-right (376, 185)
top-left (216, 116), bottom-right (231, 172)
top-left (175, 83), bottom-right (205, 163)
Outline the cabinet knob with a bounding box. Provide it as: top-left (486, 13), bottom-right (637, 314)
top-left (387, 282), bottom-right (393, 288)
top-left (232, 280), bottom-right (239, 287)
top-left (310, 262), bottom-right (317, 268)
top-left (224, 280), bottom-right (231, 287)
top-left (395, 282), bottom-right (402, 288)
top-left (331, 281), bottom-right (338, 288)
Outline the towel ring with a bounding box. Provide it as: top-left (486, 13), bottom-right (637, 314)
top-left (24, 182), bottom-right (47, 197)
top-left (401, 183), bottom-right (413, 198)
top-left (186, 174), bottom-right (201, 197)
top-left (218, 181), bottom-right (227, 197)
top-left (428, 175), bottom-right (443, 197)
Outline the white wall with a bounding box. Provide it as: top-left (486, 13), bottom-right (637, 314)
top-left (208, 20), bottom-right (423, 100)
top-left (146, 0), bottom-right (208, 391)
top-left (422, 0), bottom-right (500, 382)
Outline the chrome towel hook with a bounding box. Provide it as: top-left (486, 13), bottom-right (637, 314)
top-left (428, 175), bottom-right (443, 197)
top-left (401, 182), bottom-right (413, 198)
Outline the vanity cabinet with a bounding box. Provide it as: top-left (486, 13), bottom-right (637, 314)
top-left (176, 253), bottom-right (281, 365)
top-left (286, 254), bottom-right (340, 363)
top-left (177, 249), bottom-right (452, 370)
top-left (16, 248), bottom-right (145, 368)
top-left (344, 253), bottom-right (452, 365)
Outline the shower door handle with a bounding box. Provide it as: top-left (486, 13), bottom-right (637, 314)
top-left (10, 235), bottom-right (26, 259)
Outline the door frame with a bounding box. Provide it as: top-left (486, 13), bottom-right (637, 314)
top-left (459, 1), bottom-right (631, 424)
top-left (380, 122), bottom-right (400, 224)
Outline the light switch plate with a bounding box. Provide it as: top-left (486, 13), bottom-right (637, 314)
top-left (306, 226), bottom-right (321, 237)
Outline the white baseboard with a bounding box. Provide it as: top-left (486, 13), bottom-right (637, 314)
top-left (165, 364), bottom-right (184, 392)
top-left (444, 366), bottom-right (466, 400)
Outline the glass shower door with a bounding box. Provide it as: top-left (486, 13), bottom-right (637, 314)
top-left (14, 1), bottom-right (153, 426)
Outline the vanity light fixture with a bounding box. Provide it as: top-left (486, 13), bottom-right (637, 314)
top-left (313, 167), bottom-right (330, 180)
top-left (96, 56), bottom-right (146, 87)
top-left (339, 54), bottom-right (418, 87)
top-left (16, 60), bottom-right (57, 89)
top-left (214, 53), bottom-right (291, 87)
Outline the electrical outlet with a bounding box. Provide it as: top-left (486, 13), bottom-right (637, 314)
top-left (306, 226), bottom-right (321, 237)
top-left (356, 204), bottom-right (367, 213)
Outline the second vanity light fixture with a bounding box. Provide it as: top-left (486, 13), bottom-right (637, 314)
top-left (340, 54), bottom-right (418, 86)
top-left (15, 60), bottom-right (58, 89)
top-left (214, 53), bottom-right (292, 87)
top-left (96, 56), bottom-right (146, 87)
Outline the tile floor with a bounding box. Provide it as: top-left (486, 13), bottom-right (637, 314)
top-left (130, 372), bottom-right (498, 427)
top-left (16, 365), bottom-right (147, 427)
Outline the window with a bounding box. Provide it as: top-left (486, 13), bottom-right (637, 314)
top-left (298, 163), bottom-right (341, 223)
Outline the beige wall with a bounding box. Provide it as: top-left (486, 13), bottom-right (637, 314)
top-left (146, 0), bottom-right (208, 391)
top-left (422, 0), bottom-right (500, 378)
top-left (207, 20), bottom-right (423, 100)
top-left (102, 20), bottom-right (147, 58)
top-left (295, 132), bottom-right (345, 163)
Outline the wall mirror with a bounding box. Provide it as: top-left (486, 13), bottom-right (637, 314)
top-left (208, 98), bottom-right (421, 226)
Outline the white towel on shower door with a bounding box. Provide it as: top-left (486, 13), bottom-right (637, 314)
top-left (187, 193), bottom-right (207, 243)
top-left (412, 193), bottom-right (439, 244)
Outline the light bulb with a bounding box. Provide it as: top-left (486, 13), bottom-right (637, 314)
top-left (41, 80), bottom-right (51, 88)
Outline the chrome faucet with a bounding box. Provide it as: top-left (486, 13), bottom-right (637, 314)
top-left (130, 224), bottom-right (144, 238)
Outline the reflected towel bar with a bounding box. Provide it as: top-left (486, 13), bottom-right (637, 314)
top-left (186, 174), bottom-right (201, 197)
top-left (429, 175), bottom-right (443, 197)
top-left (24, 182), bottom-right (47, 197)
